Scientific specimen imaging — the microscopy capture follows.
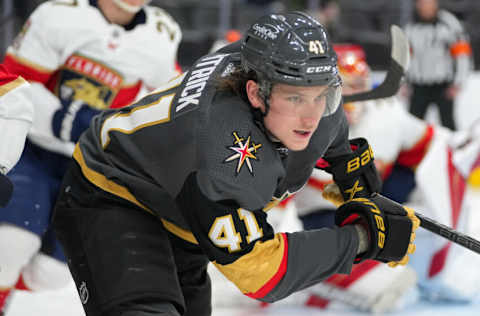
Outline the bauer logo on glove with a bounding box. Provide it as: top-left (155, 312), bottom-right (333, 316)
top-left (320, 138), bottom-right (382, 201)
top-left (335, 193), bottom-right (420, 266)
top-left (346, 145), bottom-right (374, 173)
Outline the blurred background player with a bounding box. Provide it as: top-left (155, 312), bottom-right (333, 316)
top-left (0, 65), bottom-right (33, 314)
top-left (0, 65), bottom-right (33, 207)
top-left (291, 117), bottom-right (480, 313)
top-left (0, 0), bottom-right (181, 314)
top-left (404, 0), bottom-right (473, 131)
top-left (404, 118), bottom-right (480, 303)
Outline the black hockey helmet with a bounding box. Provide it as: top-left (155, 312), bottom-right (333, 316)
top-left (241, 11), bottom-right (340, 87)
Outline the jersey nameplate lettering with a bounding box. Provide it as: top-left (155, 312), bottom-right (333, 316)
top-left (176, 54), bottom-right (227, 113)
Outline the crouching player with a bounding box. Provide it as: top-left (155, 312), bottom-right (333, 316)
top-left (211, 43), bottom-right (431, 313)
top-left (52, 12), bottom-right (419, 316)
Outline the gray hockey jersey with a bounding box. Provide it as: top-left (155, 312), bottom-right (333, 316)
top-left (73, 52), bottom-right (359, 302)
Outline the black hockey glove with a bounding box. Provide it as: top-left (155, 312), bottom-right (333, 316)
top-left (335, 193), bottom-right (419, 266)
top-left (0, 173), bottom-right (13, 207)
top-left (320, 138), bottom-right (382, 202)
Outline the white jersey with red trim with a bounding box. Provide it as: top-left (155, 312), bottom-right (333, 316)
top-left (295, 96), bottom-right (431, 216)
top-left (4, 0), bottom-right (181, 156)
top-left (407, 124), bottom-right (480, 301)
top-left (289, 121), bottom-right (480, 309)
top-left (0, 66), bottom-right (33, 173)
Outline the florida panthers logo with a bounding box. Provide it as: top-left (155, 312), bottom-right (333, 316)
top-left (224, 132), bottom-right (262, 175)
top-left (56, 54), bottom-right (123, 110)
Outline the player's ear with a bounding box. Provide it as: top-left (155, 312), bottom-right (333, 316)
top-left (246, 80), bottom-right (264, 110)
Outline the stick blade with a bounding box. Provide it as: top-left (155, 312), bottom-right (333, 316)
top-left (390, 24), bottom-right (410, 72)
top-left (342, 25), bottom-right (409, 103)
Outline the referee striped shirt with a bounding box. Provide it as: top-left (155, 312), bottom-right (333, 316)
top-left (404, 9), bottom-right (472, 85)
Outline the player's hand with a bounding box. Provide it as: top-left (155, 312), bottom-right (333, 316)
top-left (52, 100), bottom-right (101, 143)
top-left (335, 193), bottom-right (420, 266)
top-left (322, 182), bottom-right (344, 207)
top-left (320, 138), bottom-right (382, 201)
top-left (445, 84), bottom-right (460, 100)
top-left (0, 173), bottom-right (13, 207)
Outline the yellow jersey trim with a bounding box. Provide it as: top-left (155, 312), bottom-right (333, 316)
top-left (213, 233), bottom-right (286, 294)
top-left (0, 76), bottom-right (27, 98)
top-left (73, 144), bottom-right (198, 245)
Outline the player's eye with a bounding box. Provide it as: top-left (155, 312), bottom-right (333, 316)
top-left (287, 95), bottom-right (302, 103)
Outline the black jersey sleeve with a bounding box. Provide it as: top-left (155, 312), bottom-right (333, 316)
top-left (176, 172), bottom-right (288, 297)
top-left (176, 172), bottom-right (359, 302)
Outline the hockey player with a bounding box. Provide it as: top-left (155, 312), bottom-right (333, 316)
top-left (0, 65), bottom-right (34, 314)
top-left (210, 43), bottom-right (432, 313)
top-left (404, 120), bottom-right (480, 303)
top-left (52, 12), bottom-right (419, 316)
top-left (0, 65), bottom-right (33, 207)
top-left (0, 0), bottom-right (181, 314)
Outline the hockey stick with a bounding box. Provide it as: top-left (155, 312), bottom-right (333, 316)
top-left (416, 212), bottom-right (480, 254)
top-left (320, 184), bottom-right (480, 255)
top-left (342, 25), bottom-right (409, 103)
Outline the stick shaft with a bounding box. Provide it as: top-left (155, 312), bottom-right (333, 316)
top-left (416, 212), bottom-right (480, 254)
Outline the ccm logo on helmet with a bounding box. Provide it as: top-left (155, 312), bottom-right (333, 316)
top-left (306, 65), bottom-right (333, 73)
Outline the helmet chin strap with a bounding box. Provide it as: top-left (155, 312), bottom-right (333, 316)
top-left (112, 0), bottom-right (150, 13)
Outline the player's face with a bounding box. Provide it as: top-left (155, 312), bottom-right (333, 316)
top-left (260, 83), bottom-right (330, 151)
top-left (122, 0), bottom-right (147, 6)
top-left (112, 0), bottom-right (149, 13)
top-left (416, 0), bottom-right (438, 20)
